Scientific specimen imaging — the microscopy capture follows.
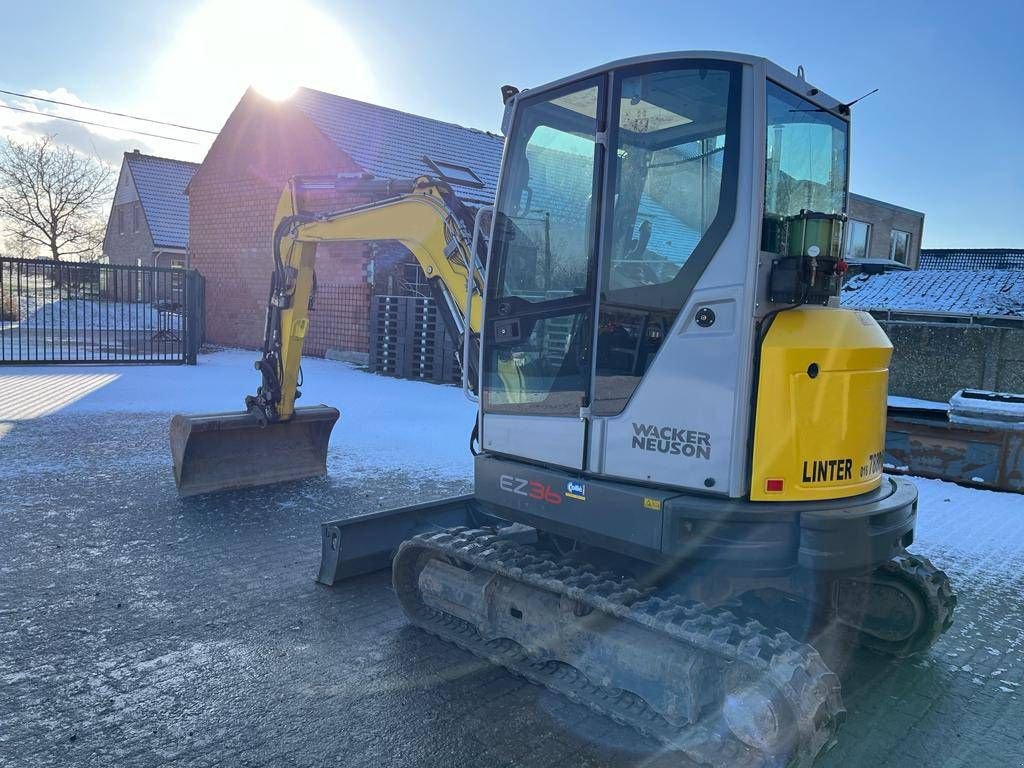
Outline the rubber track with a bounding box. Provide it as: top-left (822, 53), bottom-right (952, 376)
top-left (861, 551), bottom-right (957, 657)
top-left (393, 527), bottom-right (845, 768)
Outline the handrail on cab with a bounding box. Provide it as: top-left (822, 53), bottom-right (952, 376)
top-left (463, 205), bottom-right (492, 403)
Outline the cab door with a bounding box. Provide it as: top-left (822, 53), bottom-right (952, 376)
top-left (480, 77), bottom-right (606, 470)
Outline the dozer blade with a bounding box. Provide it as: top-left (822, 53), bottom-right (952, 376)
top-left (316, 495), bottom-right (505, 585)
top-left (170, 405), bottom-right (340, 497)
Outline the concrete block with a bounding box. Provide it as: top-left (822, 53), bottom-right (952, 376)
top-left (326, 348), bottom-right (369, 366)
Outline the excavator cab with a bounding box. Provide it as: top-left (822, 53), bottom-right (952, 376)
top-left (481, 63), bottom-right (743, 438)
top-left (477, 57), bottom-right (857, 495)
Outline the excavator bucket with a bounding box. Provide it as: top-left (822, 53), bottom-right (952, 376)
top-left (170, 405), bottom-right (340, 497)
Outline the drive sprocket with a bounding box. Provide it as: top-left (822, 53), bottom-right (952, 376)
top-left (836, 551), bottom-right (956, 657)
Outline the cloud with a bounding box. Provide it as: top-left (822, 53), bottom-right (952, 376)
top-left (0, 89), bottom-right (210, 166)
top-left (0, 0), bottom-right (379, 169)
top-left (1, 109), bottom-right (139, 165)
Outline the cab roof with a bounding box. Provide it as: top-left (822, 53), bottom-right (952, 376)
top-left (516, 51), bottom-right (845, 119)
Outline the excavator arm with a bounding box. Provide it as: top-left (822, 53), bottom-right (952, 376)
top-left (170, 174), bottom-right (487, 497)
top-left (249, 175), bottom-right (485, 422)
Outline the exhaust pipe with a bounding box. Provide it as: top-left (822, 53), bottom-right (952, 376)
top-left (170, 405), bottom-right (340, 497)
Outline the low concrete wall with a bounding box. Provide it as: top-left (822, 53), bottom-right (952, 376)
top-left (881, 321), bottom-right (1024, 401)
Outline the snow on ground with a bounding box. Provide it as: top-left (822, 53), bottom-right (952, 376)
top-left (913, 476), bottom-right (1024, 566)
top-left (4, 294), bottom-right (175, 331)
top-left (910, 477), bottom-right (1024, 695)
top-left (2, 347), bottom-right (1022, 501)
top-left (0, 348), bottom-right (477, 480)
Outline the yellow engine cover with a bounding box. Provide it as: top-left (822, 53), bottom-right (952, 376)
top-left (750, 307), bottom-right (891, 502)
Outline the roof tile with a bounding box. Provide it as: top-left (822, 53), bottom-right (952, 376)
top-left (288, 88), bottom-right (504, 206)
top-left (125, 153), bottom-right (199, 249)
top-left (841, 269), bottom-right (1024, 317)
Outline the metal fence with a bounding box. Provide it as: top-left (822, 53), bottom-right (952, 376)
top-left (918, 249), bottom-right (1024, 271)
top-left (0, 256), bottom-right (204, 365)
top-left (305, 283), bottom-right (372, 358)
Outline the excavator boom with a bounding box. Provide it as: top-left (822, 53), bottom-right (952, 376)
top-left (170, 175), bottom-right (483, 497)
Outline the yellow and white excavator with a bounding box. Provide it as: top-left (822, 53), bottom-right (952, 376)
top-left (171, 52), bottom-right (955, 766)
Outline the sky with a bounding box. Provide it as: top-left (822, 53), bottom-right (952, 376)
top-left (0, 0), bottom-right (1021, 248)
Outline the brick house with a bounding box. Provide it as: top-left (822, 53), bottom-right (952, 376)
top-left (845, 193), bottom-right (925, 269)
top-left (104, 150), bottom-right (199, 270)
top-left (101, 151), bottom-right (199, 304)
top-left (187, 87), bottom-right (503, 357)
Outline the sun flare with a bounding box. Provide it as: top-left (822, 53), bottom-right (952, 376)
top-left (151, 0), bottom-right (376, 126)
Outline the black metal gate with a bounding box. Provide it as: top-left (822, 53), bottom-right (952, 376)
top-left (0, 256), bottom-right (204, 365)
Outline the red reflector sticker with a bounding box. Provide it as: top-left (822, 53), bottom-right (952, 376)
top-left (765, 479), bottom-right (784, 493)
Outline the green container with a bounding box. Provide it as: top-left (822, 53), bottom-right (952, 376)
top-left (787, 211), bottom-right (845, 259)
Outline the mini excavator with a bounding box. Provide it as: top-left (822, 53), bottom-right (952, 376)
top-left (171, 52), bottom-right (955, 766)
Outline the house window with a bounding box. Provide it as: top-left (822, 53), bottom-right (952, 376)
top-left (845, 219), bottom-right (871, 259)
top-left (117, 208), bottom-right (125, 235)
top-left (169, 258), bottom-right (186, 302)
top-left (132, 204), bottom-right (140, 234)
top-left (890, 229), bottom-right (911, 263)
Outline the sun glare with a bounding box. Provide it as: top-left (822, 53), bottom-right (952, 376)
top-left (150, 0), bottom-right (376, 126)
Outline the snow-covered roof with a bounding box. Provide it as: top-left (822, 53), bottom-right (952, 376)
top-left (288, 88), bottom-right (504, 207)
top-left (124, 152), bottom-right (199, 250)
top-left (840, 269), bottom-right (1024, 317)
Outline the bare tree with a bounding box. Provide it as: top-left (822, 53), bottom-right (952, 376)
top-left (3, 232), bottom-right (37, 259)
top-left (0, 135), bottom-right (113, 262)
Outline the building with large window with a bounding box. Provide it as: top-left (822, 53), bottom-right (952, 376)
top-left (845, 193), bottom-right (925, 268)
